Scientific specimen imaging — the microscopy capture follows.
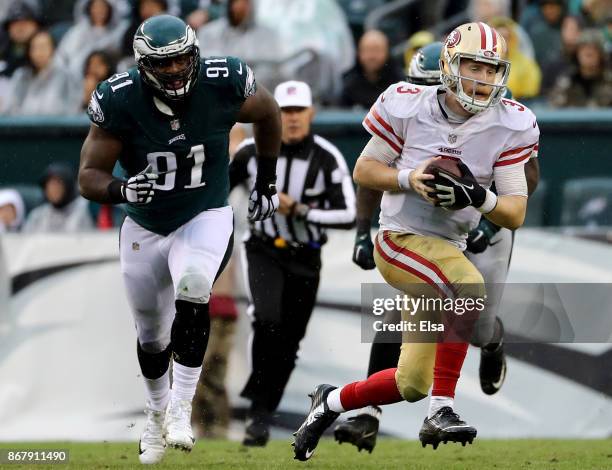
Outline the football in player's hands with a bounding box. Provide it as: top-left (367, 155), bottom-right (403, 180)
top-left (425, 160), bottom-right (485, 211)
top-left (423, 158), bottom-right (463, 179)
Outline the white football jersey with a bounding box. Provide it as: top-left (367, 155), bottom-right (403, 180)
top-left (363, 83), bottom-right (540, 250)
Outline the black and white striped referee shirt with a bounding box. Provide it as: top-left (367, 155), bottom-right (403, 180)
top-left (230, 133), bottom-right (356, 246)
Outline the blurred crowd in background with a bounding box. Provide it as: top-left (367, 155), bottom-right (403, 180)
top-left (0, 0), bottom-right (609, 117)
top-left (0, 0), bottom-right (611, 235)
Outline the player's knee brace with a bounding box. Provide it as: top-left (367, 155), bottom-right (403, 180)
top-left (176, 269), bottom-right (212, 304)
top-left (395, 368), bottom-right (430, 403)
top-left (137, 341), bottom-right (171, 379)
top-left (171, 299), bottom-right (210, 367)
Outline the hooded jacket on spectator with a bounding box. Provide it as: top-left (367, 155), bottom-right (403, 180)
top-left (23, 163), bottom-right (94, 233)
top-left (0, 189), bottom-right (26, 233)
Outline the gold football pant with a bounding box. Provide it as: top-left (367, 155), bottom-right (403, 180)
top-left (374, 230), bottom-right (485, 401)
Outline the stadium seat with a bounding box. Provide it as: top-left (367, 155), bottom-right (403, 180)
top-left (524, 180), bottom-right (547, 227)
top-left (561, 178), bottom-right (612, 227)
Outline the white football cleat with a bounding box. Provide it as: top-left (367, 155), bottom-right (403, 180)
top-left (165, 398), bottom-right (195, 452)
top-left (139, 407), bottom-right (166, 465)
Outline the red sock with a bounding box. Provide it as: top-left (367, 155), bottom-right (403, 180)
top-left (339, 368), bottom-right (403, 411)
top-left (432, 342), bottom-right (469, 397)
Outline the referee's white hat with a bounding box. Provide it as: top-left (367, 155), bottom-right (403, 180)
top-left (274, 80), bottom-right (312, 108)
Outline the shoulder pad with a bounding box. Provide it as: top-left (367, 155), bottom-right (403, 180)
top-left (87, 70), bottom-right (136, 132)
top-left (377, 82), bottom-right (435, 119)
top-left (495, 98), bottom-right (538, 132)
top-left (201, 56), bottom-right (256, 99)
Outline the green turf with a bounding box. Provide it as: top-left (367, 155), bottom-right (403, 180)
top-left (1, 439), bottom-right (611, 470)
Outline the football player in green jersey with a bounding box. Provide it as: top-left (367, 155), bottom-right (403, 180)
top-left (78, 15), bottom-right (281, 465)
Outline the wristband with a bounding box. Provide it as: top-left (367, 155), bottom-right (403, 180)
top-left (255, 155), bottom-right (278, 185)
top-left (107, 179), bottom-right (126, 204)
top-left (397, 169), bottom-right (413, 190)
top-left (356, 218), bottom-right (372, 235)
top-left (477, 189), bottom-right (498, 214)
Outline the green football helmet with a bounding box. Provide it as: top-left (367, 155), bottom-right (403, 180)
top-left (407, 41), bottom-right (443, 86)
top-left (133, 15), bottom-right (200, 101)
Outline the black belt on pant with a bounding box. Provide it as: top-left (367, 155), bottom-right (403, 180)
top-left (249, 232), bottom-right (324, 253)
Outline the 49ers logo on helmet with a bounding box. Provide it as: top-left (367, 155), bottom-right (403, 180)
top-left (446, 29), bottom-right (461, 48)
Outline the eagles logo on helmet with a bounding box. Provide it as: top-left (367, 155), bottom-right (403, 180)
top-left (133, 15), bottom-right (200, 102)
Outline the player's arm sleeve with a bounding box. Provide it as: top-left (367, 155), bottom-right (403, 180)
top-left (306, 145), bottom-right (356, 229)
top-left (227, 56), bottom-right (257, 103)
top-left (361, 86), bottom-right (405, 157)
top-left (495, 114), bottom-right (540, 168)
top-left (229, 141), bottom-right (254, 190)
top-left (358, 135), bottom-right (401, 165)
top-left (493, 117), bottom-right (540, 197)
top-left (86, 80), bottom-right (127, 136)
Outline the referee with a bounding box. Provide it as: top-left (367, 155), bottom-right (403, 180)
top-left (229, 80), bottom-right (356, 446)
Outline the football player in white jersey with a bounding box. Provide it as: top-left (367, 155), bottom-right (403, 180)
top-left (293, 22), bottom-right (540, 461)
top-left (337, 41), bottom-right (540, 453)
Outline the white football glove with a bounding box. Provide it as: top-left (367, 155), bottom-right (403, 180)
top-left (248, 185), bottom-right (279, 221)
top-left (122, 164), bottom-right (158, 204)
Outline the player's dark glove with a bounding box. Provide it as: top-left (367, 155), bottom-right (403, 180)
top-left (427, 162), bottom-right (487, 211)
top-left (248, 156), bottom-right (279, 221)
top-left (352, 220), bottom-right (376, 270)
top-left (466, 217), bottom-right (502, 254)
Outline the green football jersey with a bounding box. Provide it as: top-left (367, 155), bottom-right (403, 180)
top-left (87, 56), bottom-right (256, 235)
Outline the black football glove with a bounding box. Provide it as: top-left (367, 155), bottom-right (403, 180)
top-left (352, 229), bottom-right (376, 270)
top-left (466, 217), bottom-right (502, 254)
top-left (427, 162), bottom-right (486, 211)
top-left (248, 157), bottom-right (279, 221)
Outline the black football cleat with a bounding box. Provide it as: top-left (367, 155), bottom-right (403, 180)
top-left (242, 411), bottom-right (271, 447)
top-left (419, 407), bottom-right (477, 450)
top-left (292, 384), bottom-right (340, 461)
top-left (480, 341), bottom-right (507, 395)
top-left (333, 409), bottom-right (380, 453)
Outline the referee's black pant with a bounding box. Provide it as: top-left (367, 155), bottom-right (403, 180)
top-left (240, 235), bottom-right (321, 414)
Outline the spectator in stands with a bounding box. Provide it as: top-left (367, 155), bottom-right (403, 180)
top-left (490, 17), bottom-right (542, 99)
top-left (470, 0), bottom-right (535, 58)
top-left (539, 14), bottom-right (584, 93)
top-left (604, 13), bottom-right (612, 54)
top-left (340, 29), bottom-right (404, 109)
top-left (181, 0), bottom-right (211, 30)
top-left (197, 0), bottom-right (281, 90)
top-left (81, 50), bottom-right (116, 111)
top-left (0, 189), bottom-right (26, 233)
top-left (403, 30), bottom-right (435, 73)
top-left (23, 163), bottom-right (94, 233)
top-left (0, 1), bottom-right (41, 78)
top-left (120, 0), bottom-right (168, 67)
top-left (56, 0), bottom-right (128, 78)
top-left (571, 0), bottom-right (610, 27)
top-left (549, 29), bottom-right (612, 107)
top-left (2, 30), bottom-right (80, 115)
top-left (521, 0), bottom-right (566, 85)
top-left (255, 0), bottom-right (355, 99)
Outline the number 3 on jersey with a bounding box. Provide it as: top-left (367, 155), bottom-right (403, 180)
top-left (147, 144), bottom-right (206, 191)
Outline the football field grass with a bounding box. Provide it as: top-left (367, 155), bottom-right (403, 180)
top-left (2, 439), bottom-right (611, 469)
